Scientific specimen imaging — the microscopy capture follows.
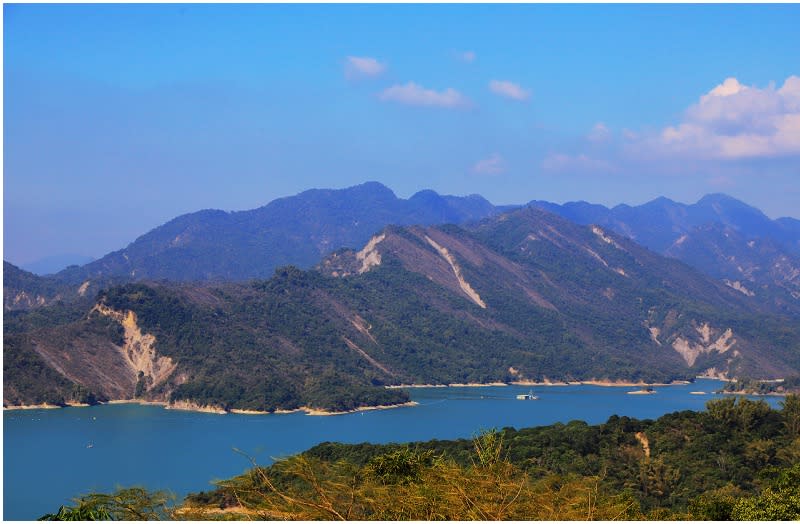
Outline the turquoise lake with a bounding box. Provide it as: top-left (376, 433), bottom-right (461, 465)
top-left (3, 379), bottom-right (783, 520)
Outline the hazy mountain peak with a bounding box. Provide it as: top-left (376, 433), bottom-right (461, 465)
top-left (350, 180), bottom-right (397, 198)
top-left (641, 195), bottom-right (679, 208)
top-left (696, 192), bottom-right (742, 205)
top-left (409, 189), bottom-right (444, 202)
top-left (41, 182), bottom-right (503, 283)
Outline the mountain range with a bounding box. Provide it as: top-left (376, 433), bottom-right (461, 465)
top-left (530, 193), bottom-right (800, 309)
top-left (5, 201), bottom-right (800, 411)
top-left (5, 183), bottom-right (799, 315)
top-left (57, 182), bottom-right (504, 282)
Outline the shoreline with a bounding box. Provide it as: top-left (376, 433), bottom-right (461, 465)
top-left (0, 377), bottom-right (725, 414)
top-left (3, 403), bottom-right (63, 411)
top-left (720, 390), bottom-right (792, 397)
top-left (385, 379), bottom-right (696, 389)
top-left (303, 401), bottom-right (419, 416)
top-left (4, 399), bottom-right (419, 416)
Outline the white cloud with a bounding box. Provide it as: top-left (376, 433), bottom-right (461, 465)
top-left (538, 75), bottom-right (799, 185)
top-left (379, 82), bottom-right (470, 108)
top-left (587, 122), bottom-right (611, 143)
top-left (345, 56), bottom-right (387, 78)
top-left (489, 80), bottom-right (531, 101)
top-left (655, 75), bottom-right (800, 159)
top-left (458, 51), bottom-right (476, 63)
top-left (472, 154), bottom-right (505, 176)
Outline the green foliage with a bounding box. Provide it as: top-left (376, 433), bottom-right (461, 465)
top-left (730, 465), bottom-right (800, 520)
top-left (723, 376), bottom-right (800, 395)
top-left (186, 399), bottom-right (800, 519)
top-left (3, 334), bottom-right (80, 406)
top-left (688, 484), bottom-right (745, 520)
top-left (706, 396), bottom-right (775, 432)
top-left (61, 401), bottom-right (800, 520)
top-left (185, 430), bottom-right (644, 520)
top-left (39, 487), bottom-right (173, 521)
top-left (365, 447), bottom-right (436, 485)
top-left (783, 394), bottom-right (800, 438)
top-left (39, 504), bottom-right (113, 521)
top-left (134, 371), bottom-right (146, 398)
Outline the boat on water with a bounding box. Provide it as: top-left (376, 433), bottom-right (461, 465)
top-left (516, 391), bottom-right (539, 400)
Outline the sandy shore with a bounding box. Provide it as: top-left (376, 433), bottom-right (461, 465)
top-left (385, 384), bottom-right (447, 389)
top-left (64, 401), bottom-right (92, 408)
top-left (449, 382), bottom-right (508, 387)
top-left (511, 380), bottom-right (571, 387)
top-left (303, 401), bottom-right (418, 416)
top-left (3, 403), bottom-right (63, 411)
top-left (5, 401), bottom-right (93, 410)
top-left (720, 390), bottom-right (790, 397)
top-left (5, 398), bottom-right (418, 416)
top-left (107, 399), bottom-right (167, 406)
top-left (230, 401), bottom-right (419, 416)
top-left (98, 399), bottom-right (230, 414)
top-left (577, 380), bottom-right (690, 387)
top-left (166, 400), bottom-right (228, 414)
top-left (386, 382), bottom-right (510, 389)
top-left (386, 379), bottom-right (694, 389)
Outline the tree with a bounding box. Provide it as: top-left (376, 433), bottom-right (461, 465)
top-left (730, 464), bottom-right (800, 521)
top-left (183, 430), bottom-right (642, 520)
top-left (781, 394), bottom-right (800, 438)
top-left (38, 488), bottom-right (173, 521)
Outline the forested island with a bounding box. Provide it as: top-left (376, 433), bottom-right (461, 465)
top-left (41, 396), bottom-right (800, 520)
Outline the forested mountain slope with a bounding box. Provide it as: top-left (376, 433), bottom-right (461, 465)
top-left (530, 193), bottom-right (800, 310)
top-left (6, 207), bottom-right (800, 411)
top-left (52, 182), bottom-right (502, 283)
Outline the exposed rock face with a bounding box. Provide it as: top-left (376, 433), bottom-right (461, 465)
top-left (648, 326), bottom-right (662, 346)
top-left (635, 432), bottom-right (651, 459)
top-left (92, 304), bottom-right (177, 394)
top-left (11, 291), bottom-right (48, 309)
top-left (671, 323), bottom-right (736, 367)
top-left (425, 235), bottom-right (487, 309)
top-left (724, 280), bottom-right (755, 296)
top-left (357, 234), bottom-right (385, 274)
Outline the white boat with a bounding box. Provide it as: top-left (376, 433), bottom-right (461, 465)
top-left (516, 391), bottom-right (538, 400)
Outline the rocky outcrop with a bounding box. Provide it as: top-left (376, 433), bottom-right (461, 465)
top-left (425, 235), bottom-right (487, 309)
top-left (92, 304), bottom-right (177, 394)
top-left (357, 234), bottom-right (385, 274)
top-left (671, 323), bottom-right (736, 367)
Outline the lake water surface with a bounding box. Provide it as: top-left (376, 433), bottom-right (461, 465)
top-left (3, 379), bottom-right (782, 520)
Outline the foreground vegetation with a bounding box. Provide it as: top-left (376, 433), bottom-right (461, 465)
top-left (41, 396), bottom-right (800, 520)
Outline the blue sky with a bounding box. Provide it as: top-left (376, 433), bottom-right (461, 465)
top-left (4, 3), bottom-right (800, 266)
